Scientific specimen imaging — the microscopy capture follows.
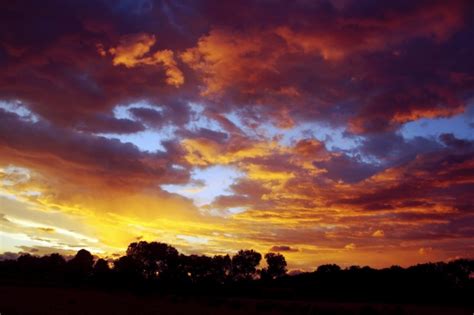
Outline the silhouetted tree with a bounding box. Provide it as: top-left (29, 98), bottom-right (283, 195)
top-left (16, 254), bottom-right (44, 280)
top-left (316, 264), bottom-right (341, 274)
top-left (92, 258), bottom-right (111, 286)
top-left (126, 241), bottom-right (179, 279)
top-left (42, 253), bottom-right (66, 270)
top-left (179, 254), bottom-right (232, 285)
top-left (1, 241), bottom-right (473, 305)
top-left (113, 255), bottom-right (143, 286)
top-left (446, 259), bottom-right (474, 287)
top-left (17, 254), bottom-right (38, 272)
top-left (231, 249), bottom-right (261, 281)
top-left (348, 265), bottom-right (362, 272)
top-left (181, 254), bottom-right (213, 284)
top-left (94, 258), bottom-right (110, 273)
top-left (262, 252), bottom-right (287, 280)
top-left (66, 249), bottom-right (94, 283)
top-left (210, 254), bottom-right (232, 284)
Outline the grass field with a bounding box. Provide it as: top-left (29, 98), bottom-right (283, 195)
top-left (0, 286), bottom-right (471, 315)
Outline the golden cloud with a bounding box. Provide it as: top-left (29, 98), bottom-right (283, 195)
top-left (107, 33), bottom-right (184, 87)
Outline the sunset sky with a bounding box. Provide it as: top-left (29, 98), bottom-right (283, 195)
top-left (0, 0), bottom-right (473, 270)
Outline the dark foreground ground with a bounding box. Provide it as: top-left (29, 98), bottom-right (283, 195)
top-left (0, 286), bottom-right (471, 315)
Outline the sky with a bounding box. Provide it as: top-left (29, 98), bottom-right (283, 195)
top-left (0, 0), bottom-right (473, 270)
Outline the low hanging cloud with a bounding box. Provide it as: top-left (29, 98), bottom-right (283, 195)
top-left (270, 245), bottom-right (299, 252)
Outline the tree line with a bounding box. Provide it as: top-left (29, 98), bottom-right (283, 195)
top-left (0, 241), bottom-right (473, 303)
top-left (0, 241), bottom-right (287, 287)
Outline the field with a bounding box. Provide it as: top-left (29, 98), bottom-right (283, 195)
top-left (0, 286), bottom-right (471, 315)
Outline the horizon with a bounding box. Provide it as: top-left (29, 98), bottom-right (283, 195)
top-left (2, 240), bottom-right (472, 274)
top-left (1, 0), bottom-right (473, 271)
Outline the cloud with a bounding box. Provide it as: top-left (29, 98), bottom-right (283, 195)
top-left (418, 247), bottom-right (433, 256)
top-left (181, 28), bottom-right (282, 96)
top-left (357, 132), bottom-right (442, 165)
top-left (0, 252), bottom-right (21, 261)
top-left (344, 243), bottom-right (356, 250)
top-left (152, 49), bottom-right (185, 87)
top-left (270, 245), bottom-right (299, 252)
top-left (0, 109), bottom-right (189, 189)
top-left (372, 230), bottom-right (384, 238)
top-left (109, 33), bottom-right (157, 68)
top-left (314, 154), bottom-right (379, 183)
top-left (107, 33), bottom-right (184, 87)
top-left (129, 107), bottom-right (165, 127)
top-left (75, 114), bottom-right (146, 134)
top-left (177, 0), bottom-right (473, 132)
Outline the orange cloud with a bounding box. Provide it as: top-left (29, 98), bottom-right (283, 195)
top-left (277, 1), bottom-right (465, 60)
top-left (418, 247), bottom-right (433, 256)
top-left (179, 1), bottom-right (468, 130)
top-left (183, 0), bottom-right (465, 94)
top-left (107, 33), bottom-right (184, 87)
top-left (108, 33), bottom-right (157, 68)
top-left (152, 49), bottom-right (185, 87)
top-left (372, 230), bottom-right (384, 238)
top-left (180, 29), bottom-right (279, 96)
top-left (181, 136), bottom-right (280, 166)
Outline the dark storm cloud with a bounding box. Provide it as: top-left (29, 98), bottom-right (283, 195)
top-left (0, 0), bottom-right (202, 134)
top-left (314, 155), bottom-right (380, 183)
top-left (358, 132), bottom-right (442, 165)
top-left (1, 0), bottom-right (474, 133)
